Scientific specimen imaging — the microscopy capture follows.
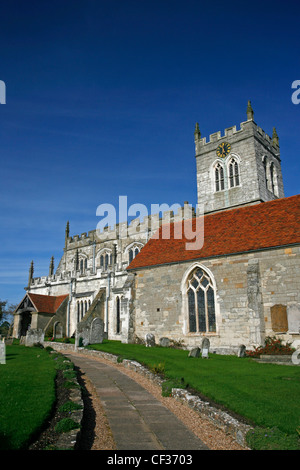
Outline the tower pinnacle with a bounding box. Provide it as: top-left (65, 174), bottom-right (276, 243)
top-left (246, 100), bottom-right (254, 121)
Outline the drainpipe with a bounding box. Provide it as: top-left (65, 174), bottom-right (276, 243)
top-left (105, 272), bottom-right (111, 334)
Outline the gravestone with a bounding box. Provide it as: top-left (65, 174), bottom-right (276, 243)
top-left (237, 344), bottom-right (246, 357)
top-left (75, 323), bottom-right (90, 348)
top-left (188, 347), bottom-right (200, 358)
top-left (25, 328), bottom-right (44, 347)
top-left (287, 305), bottom-right (300, 333)
top-left (54, 322), bottom-right (63, 339)
top-left (89, 318), bottom-right (104, 344)
top-left (159, 337), bottom-right (170, 348)
top-left (0, 339), bottom-right (5, 364)
top-left (201, 337), bottom-right (210, 359)
top-left (145, 333), bottom-right (155, 347)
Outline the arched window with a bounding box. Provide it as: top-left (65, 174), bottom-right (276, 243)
top-left (269, 162), bottom-right (279, 196)
top-left (215, 163), bottom-right (224, 192)
top-left (186, 267), bottom-right (216, 333)
top-left (128, 246), bottom-right (141, 263)
top-left (228, 158), bottom-right (240, 188)
top-left (262, 156), bottom-right (268, 191)
top-left (116, 297), bottom-right (121, 334)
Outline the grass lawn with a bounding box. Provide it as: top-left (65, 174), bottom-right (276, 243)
top-left (0, 345), bottom-right (57, 450)
top-left (87, 340), bottom-right (300, 437)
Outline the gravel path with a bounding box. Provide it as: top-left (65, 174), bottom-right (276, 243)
top-left (72, 353), bottom-right (246, 451)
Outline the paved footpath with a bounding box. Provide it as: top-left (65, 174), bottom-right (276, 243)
top-left (66, 353), bottom-right (209, 451)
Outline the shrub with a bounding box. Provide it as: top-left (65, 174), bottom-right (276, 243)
top-left (54, 418), bottom-right (80, 434)
top-left (58, 401), bottom-right (83, 413)
top-left (246, 336), bottom-right (295, 358)
top-left (63, 380), bottom-right (79, 389)
top-left (63, 369), bottom-right (76, 379)
top-left (62, 337), bottom-right (71, 343)
top-left (150, 362), bottom-right (165, 375)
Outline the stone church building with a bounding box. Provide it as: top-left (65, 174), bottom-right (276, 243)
top-left (13, 102), bottom-right (300, 353)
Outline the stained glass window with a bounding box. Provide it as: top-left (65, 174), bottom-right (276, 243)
top-left (188, 288), bottom-right (196, 332)
top-left (187, 267), bottom-right (216, 333)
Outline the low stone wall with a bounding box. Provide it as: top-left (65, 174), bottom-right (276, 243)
top-left (44, 341), bottom-right (75, 352)
top-left (45, 342), bottom-right (252, 448)
top-left (172, 389), bottom-right (252, 448)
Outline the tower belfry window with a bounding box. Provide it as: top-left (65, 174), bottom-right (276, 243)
top-left (215, 163), bottom-right (224, 192)
top-left (228, 158), bottom-right (240, 188)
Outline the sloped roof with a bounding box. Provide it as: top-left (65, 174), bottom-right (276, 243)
top-left (28, 293), bottom-right (69, 314)
top-left (127, 194), bottom-right (300, 270)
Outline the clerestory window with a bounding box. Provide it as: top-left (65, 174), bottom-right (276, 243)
top-left (128, 246), bottom-right (141, 264)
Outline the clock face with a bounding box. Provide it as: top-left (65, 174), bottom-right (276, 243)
top-left (216, 142), bottom-right (231, 158)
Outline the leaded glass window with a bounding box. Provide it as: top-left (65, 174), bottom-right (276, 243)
top-left (215, 163), bottom-right (224, 192)
top-left (228, 158), bottom-right (240, 188)
top-left (187, 268), bottom-right (216, 333)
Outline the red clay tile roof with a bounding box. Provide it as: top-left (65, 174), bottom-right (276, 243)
top-left (28, 293), bottom-right (69, 314)
top-left (127, 195), bottom-right (300, 270)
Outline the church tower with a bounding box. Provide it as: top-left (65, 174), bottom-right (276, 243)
top-left (194, 102), bottom-right (285, 214)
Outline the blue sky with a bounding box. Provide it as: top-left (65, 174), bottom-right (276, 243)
top-left (0, 0), bottom-right (299, 305)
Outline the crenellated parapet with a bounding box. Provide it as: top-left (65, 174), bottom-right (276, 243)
top-left (65, 202), bottom-right (196, 250)
top-left (195, 101), bottom-right (280, 159)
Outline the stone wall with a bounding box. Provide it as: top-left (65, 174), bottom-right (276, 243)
top-left (133, 246), bottom-right (300, 352)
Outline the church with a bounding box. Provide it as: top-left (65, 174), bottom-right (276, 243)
top-left (13, 102), bottom-right (300, 354)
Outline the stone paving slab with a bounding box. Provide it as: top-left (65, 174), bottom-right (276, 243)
top-left (66, 354), bottom-right (209, 451)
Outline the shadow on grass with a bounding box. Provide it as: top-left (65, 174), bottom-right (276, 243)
top-left (4, 353), bottom-right (18, 361)
top-left (73, 366), bottom-right (97, 450)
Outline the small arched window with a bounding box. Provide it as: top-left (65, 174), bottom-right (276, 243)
top-left (269, 161), bottom-right (279, 196)
top-left (228, 158), bottom-right (240, 188)
top-left (215, 163), bottom-right (224, 192)
top-left (186, 267), bottom-right (216, 333)
top-left (128, 246), bottom-right (141, 263)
